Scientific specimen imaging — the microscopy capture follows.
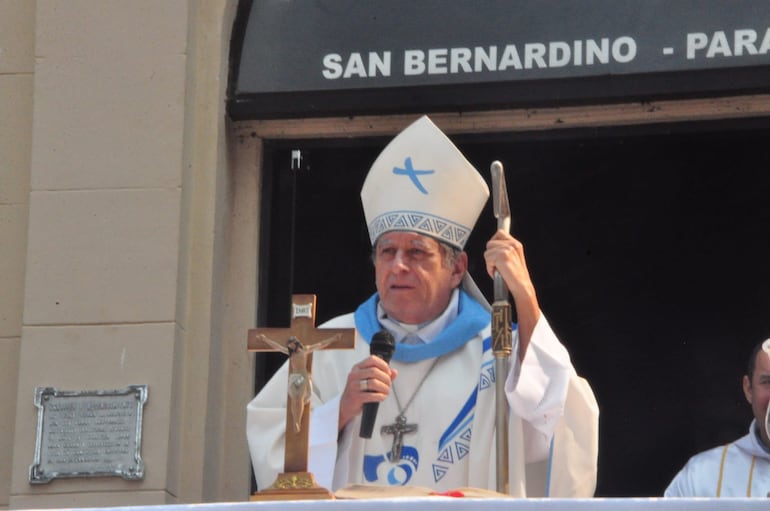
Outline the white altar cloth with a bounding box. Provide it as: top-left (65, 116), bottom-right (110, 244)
top-left (44, 498), bottom-right (767, 511)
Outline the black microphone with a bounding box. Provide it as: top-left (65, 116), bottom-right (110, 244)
top-left (359, 330), bottom-right (396, 438)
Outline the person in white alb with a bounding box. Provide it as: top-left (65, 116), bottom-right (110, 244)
top-left (246, 115), bottom-right (599, 497)
top-left (665, 338), bottom-right (770, 497)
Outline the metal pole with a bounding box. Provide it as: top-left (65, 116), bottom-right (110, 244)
top-left (491, 160), bottom-right (512, 494)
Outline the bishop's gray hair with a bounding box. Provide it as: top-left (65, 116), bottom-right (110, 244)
top-left (371, 237), bottom-right (463, 268)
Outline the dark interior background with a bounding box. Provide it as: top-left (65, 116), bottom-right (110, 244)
top-left (254, 118), bottom-right (770, 497)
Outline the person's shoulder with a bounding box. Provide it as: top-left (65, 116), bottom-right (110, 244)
top-left (681, 442), bottom-right (732, 470)
top-left (664, 443), bottom-right (730, 497)
top-left (319, 312), bottom-right (356, 328)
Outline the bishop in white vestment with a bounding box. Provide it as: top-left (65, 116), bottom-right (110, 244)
top-left (246, 116), bottom-right (599, 497)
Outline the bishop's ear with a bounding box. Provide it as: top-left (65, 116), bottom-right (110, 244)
top-left (451, 252), bottom-right (468, 282)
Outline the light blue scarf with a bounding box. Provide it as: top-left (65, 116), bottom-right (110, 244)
top-left (354, 289), bottom-right (490, 363)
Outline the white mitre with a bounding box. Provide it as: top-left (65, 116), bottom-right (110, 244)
top-left (361, 115), bottom-right (490, 250)
top-left (361, 115), bottom-right (492, 309)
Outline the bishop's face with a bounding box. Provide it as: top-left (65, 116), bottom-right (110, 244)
top-left (373, 231), bottom-right (466, 325)
top-left (743, 347), bottom-right (770, 448)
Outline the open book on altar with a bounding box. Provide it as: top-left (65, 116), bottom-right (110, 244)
top-left (334, 484), bottom-right (513, 499)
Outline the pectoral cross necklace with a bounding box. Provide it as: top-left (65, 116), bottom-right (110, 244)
top-left (381, 356), bottom-right (441, 462)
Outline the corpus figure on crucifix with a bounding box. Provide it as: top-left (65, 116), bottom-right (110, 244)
top-left (254, 334), bottom-right (340, 433)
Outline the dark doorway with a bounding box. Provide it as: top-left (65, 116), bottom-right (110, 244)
top-left (255, 118), bottom-right (770, 496)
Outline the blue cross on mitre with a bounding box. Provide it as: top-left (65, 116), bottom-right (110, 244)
top-left (392, 157), bottom-right (435, 194)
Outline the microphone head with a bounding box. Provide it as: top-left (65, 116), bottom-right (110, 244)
top-left (370, 330), bottom-right (396, 363)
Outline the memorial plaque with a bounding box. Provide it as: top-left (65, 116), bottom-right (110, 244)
top-left (29, 385), bottom-right (148, 484)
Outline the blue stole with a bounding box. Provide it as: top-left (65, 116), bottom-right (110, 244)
top-left (353, 289), bottom-right (490, 363)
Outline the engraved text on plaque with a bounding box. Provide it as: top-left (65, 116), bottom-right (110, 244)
top-left (29, 385), bottom-right (148, 484)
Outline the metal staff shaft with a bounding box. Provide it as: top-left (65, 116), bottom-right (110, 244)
top-left (491, 160), bottom-right (512, 494)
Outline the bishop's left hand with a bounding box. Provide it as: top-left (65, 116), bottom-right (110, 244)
top-left (484, 230), bottom-right (537, 302)
top-left (484, 230), bottom-right (541, 358)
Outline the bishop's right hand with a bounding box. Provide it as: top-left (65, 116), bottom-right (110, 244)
top-left (338, 356), bottom-right (397, 432)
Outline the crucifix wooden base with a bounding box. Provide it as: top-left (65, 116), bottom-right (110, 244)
top-left (248, 294), bottom-right (355, 501)
top-left (249, 472), bottom-right (334, 501)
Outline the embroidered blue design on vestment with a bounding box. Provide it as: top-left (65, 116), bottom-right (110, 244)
top-left (363, 447), bottom-right (419, 486)
top-left (480, 358), bottom-right (495, 389)
top-left (479, 372), bottom-right (492, 390)
top-left (367, 210), bottom-right (471, 249)
top-left (392, 157), bottom-right (434, 194)
top-left (439, 368), bottom-right (480, 449)
top-left (455, 440), bottom-right (471, 460)
top-left (432, 464), bottom-right (448, 483)
top-left (545, 436), bottom-right (555, 496)
top-left (438, 446), bottom-right (454, 464)
top-left (363, 454), bottom-right (385, 482)
top-left (439, 413), bottom-right (474, 453)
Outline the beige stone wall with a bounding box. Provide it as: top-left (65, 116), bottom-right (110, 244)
top-left (0, 0), bottom-right (253, 508)
top-left (0, 0), bottom-right (35, 508)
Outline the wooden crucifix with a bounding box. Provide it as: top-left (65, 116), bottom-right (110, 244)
top-left (247, 294), bottom-right (355, 500)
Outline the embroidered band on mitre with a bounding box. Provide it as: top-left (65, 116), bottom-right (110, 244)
top-left (360, 115), bottom-right (490, 250)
